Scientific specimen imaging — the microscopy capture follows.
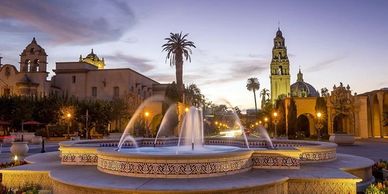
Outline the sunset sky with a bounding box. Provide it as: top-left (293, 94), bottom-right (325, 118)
top-left (0, 0), bottom-right (387, 110)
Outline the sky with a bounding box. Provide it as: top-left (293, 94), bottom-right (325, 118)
top-left (0, 0), bottom-right (387, 111)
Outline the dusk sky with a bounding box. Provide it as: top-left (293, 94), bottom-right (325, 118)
top-left (0, 0), bottom-right (387, 110)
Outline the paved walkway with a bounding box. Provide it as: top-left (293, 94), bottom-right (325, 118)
top-left (0, 142), bottom-right (59, 163)
top-left (336, 138), bottom-right (388, 162)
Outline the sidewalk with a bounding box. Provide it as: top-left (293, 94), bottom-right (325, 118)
top-left (0, 142), bottom-right (59, 163)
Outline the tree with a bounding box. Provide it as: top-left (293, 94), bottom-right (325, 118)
top-left (287, 98), bottom-right (297, 138)
top-left (246, 77), bottom-right (260, 115)
top-left (162, 32), bottom-right (196, 102)
top-left (185, 84), bottom-right (205, 107)
top-left (260, 88), bottom-right (270, 109)
top-left (315, 97), bottom-right (328, 136)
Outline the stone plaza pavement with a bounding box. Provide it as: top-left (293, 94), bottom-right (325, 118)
top-left (0, 138), bottom-right (387, 163)
top-left (336, 138), bottom-right (388, 162)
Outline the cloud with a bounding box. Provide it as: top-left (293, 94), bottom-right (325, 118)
top-left (200, 58), bottom-right (268, 85)
top-left (305, 56), bottom-right (346, 72)
top-left (0, 0), bottom-right (135, 45)
top-left (105, 52), bottom-right (155, 72)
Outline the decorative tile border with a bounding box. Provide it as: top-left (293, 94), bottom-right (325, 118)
top-left (97, 152), bottom-right (252, 178)
top-left (61, 153), bottom-right (98, 165)
top-left (299, 150), bottom-right (336, 163)
top-left (252, 154), bottom-right (300, 169)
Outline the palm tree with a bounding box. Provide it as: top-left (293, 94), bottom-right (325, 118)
top-left (246, 77), bottom-right (260, 115)
top-left (162, 32), bottom-right (196, 102)
top-left (260, 88), bottom-right (270, 108)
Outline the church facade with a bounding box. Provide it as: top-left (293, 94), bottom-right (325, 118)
top-left (0, 38), bottom-right (166, 99)
top-left (0, 38), bottom-right (167, 122)
top-left (268, 29), bottom-right (387, 139)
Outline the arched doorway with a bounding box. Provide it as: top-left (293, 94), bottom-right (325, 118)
top-left (296, 114), bottom-right (313, 138)
top-left (372, 95), bottom-right (381, 137)
top-left (333, 114), bottom-right (346, 133)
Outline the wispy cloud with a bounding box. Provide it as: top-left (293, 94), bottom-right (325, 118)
top-left (305, 55), bottom-right (346, 72)
top-left (200, 58), bottom-right (268, 85)
top-left (0, 0), bottom-right (135, 45)
top-left (105, 52), bottom-right (155, 72)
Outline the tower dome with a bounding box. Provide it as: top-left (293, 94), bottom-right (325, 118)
top-left (80, 49), bottom-right (105, 69)
top-left (276, 28), bottom-right (283, 37)
top-left (291, 69), bottom-right (319, 97)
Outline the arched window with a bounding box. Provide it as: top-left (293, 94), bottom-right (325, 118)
top-left (278, 66), bottom-right (283, 75)
top-left (34, 59), bottom-right (40, 72)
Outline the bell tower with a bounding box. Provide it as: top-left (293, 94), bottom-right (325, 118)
top-left (270, 28), bottom-right (290, 103)
top-left (20, 37), bottom-right (48, 73)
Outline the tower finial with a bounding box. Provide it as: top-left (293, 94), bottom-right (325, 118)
top-left (278, 21), bottom-right (280, 30)
top-left (91, 48), bottom-right (94, 54)
top-left (32, 37), bottom-right (37, 43)
top-left (297, 67), bottom-right (304, 82)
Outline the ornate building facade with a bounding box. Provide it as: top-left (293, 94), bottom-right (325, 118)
top-left (270, 28), bottom-right (290, 103)
top-left (268, 29), bottom-right (387, 138)
top-left (0, 38), bottom-right (167, 120)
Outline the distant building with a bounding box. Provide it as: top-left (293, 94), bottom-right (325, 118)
top-left (270, 28), bottom-right (291, 103)
top-left (268, 29), bottom-right (387, 138)
top-left (0, 38), bottom-right (166, 100)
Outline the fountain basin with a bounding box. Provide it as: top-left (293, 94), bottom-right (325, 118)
top-left (97, 146), bottom-right (253, 178)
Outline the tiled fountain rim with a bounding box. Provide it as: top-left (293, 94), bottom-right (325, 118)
top-left (59, 137), bottom-right (337, 149)
top-left (96, 147), bottom-right (254, 159)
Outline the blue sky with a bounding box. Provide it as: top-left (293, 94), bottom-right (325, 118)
top-left (0, 0), bottom-right (387, 110)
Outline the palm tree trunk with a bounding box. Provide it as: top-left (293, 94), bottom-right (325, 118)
top-left (253, 89), bottom-right (258, 116)
top-left (175, 51), bottom-right (184, 102)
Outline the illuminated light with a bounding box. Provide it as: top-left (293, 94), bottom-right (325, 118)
top-left (185, 107), bottom-right (189, 112)
top-left (215, 121), bottom-right (218, 125)
top-left (13, 155), bottom-right (18, 161)
top-left (144, 112), bottom-right (150, 117)
top-left (273, 112), bottom-right (278, 117)
top-left (259, 121), bottom-right (262, 124)
top-left (67, 113), bottom-right (71, 118)
top-left (317, 112), bottom-right (322, 118)
top-left (264, 117), bottom-right (268, 122)
top-left (220, 129), bottom-right (242, 137)
top-left (255, 122), bottom-right (258, 126)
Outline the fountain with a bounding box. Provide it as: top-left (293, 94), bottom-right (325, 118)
top-left (0, 95), bottom-right (375, 193)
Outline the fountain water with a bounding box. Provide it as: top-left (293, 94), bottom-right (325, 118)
top-left (177, 106), bottom-right (204, 152)
top-left (222, 100), bottom-right (250, 149)
top-left (258, 126), bottom-right (274, 149)
top-left (153, 104), bottom-right (177, 146)
top-left (117, 95), bottom-right (165, 151)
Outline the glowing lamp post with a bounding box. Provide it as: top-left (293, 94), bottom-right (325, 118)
top-left (316, 112), bottom-right (323, 141)
top-left (273, 112), bottom-right (278, 138)
top-left (66, 113), bottom-right (72, 139)
top-left (264, 117), bottom-right (268, 129)
top-left (144, 111), bottom-right (150, 137)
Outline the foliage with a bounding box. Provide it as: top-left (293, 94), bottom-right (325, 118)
top-left (315, 97), bottom-right (328, 136)
top-left (162, 32), bottom-right (196, 102)
top-left (287, 98), bottom-right (297, 138)
top-left (365, 181), bottom-right (388, 194)
top-left (0, 94), bottom-right (133, 138)
top-left (274, 99), bottom-right (286, 136)
top-left (0, 183), bottom-right (43, 194)
top-left (0, 160), bottom-right (27, 169)
top-left (165, 82), bottom-right (180, 103)
top-left (246, 77), bottom-right (260, 115)
top-left (260, 88), bottom-right (270, 109)
top-left (148, 114), bottom-right (163, 137)
top-left (185, 84), bottom-right (205, 107)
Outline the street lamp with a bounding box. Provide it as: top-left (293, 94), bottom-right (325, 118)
top-left (144, 111), bottom-right (150, 137)
top-left (264, 117), bottom-right (268, 128)
top-left (316, 112), bottom-right (323, 141)
top-left (66, 113), bottom-right (72, 139)
top-left (273, 112), bottom-right (278, 138)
